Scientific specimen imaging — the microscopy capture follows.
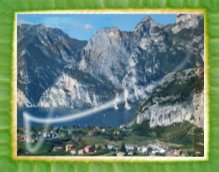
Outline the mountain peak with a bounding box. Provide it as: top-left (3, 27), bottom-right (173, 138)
top-left (134, 16), bottom-right (157, 35)
top-left (141, 16), bottom-right (155, 23)
top-left (89, 26), bottom-right (122, 43)
top-left (176, 14), bottom-right (194, 23)
top-left (33, 24), bottom-right (53, 33)
top-left (96, 27), bottom-right (121, 36)
top-left (171, 14), bottom-right (203, 34)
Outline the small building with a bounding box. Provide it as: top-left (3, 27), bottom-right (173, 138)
top-left (107, 144), bottom-right (114, 150)
top-left (159, 148), bottom-right (166, 155)
top-left (42, 132), bottom-right (47, 138)
top-left (165, 149), bottom-right (181, 157)
top-left (87, 131), bottom-right (95, 136)
top-left (165, 150), bottom-right (175, 156)
top-left (101, 128), bottom-right (106, 133)
top-left (70, 149), bottom-right (78, 155)
top-left (173, 149), bottom-right (183, 156)
top-left (117, 152), bottom-right (126, 157)
top-left (25, 137), bottom-right (34, 143)
top-left (47, 133), bottom-right (52, 138)
top-left (195, 150), bottom-right (202, 156)
top-left (137, 146), bottom-right (147, 154)
top-left (78, 149), bottom-right (84, 155)
top-left (53, 146), bottom-right (63, 152)
top-left (18, 135), bottom-right (25, 142)
top-left (125, 144), bottom-right (136, 151)
top-left (95, 144), bottom-right (104, 150)
top-left (84, 146), bottom-right (94, 153)
top-left (113, 130), bottom-right (120, 135)
top-left (127, 151), bottom-right (134, 156)
top-left (65, 144), bottom-right (74, 152)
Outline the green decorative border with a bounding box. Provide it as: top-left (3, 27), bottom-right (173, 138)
top-left (12, 9), bottom-right (209, 163)
top-left (0, 0), bottom-right (218, 171)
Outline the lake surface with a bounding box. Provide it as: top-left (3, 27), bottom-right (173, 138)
top-left (17, 106), bottom-right (137, 128)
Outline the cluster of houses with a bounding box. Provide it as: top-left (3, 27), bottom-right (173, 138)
top-left (87, 126), bottom-right (124, 136)
top-left (17, 127), bottom-right (187, 157)
top-left (17, 126), bottom-right (128, 145)
top-left (52, 144), bottom-right (96, 155)
top-left (17, 127), bottom-right (70, 143)
top-left (86, 126), bottom-right (130, 141)
top-left (52, 142), bottom-right (185, 157)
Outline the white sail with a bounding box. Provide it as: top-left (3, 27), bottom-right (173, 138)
top-left (124, 88), bottom-right (131, 110)
top-left (114, 93), bottom-right (119, 110)
top-left (93, 94), bottom-right (98, 106)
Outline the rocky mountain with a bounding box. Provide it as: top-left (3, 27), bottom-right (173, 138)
top-left (38, 69), bottom-right (115, 108)
top-left (17, 14), bottom-right (204, 128)
top-left (17, 24), bottom-right (87, 106)
top-left (79, 27), bottom-right (133, 88)
top-left (136, 67), bottom-right (204, 128)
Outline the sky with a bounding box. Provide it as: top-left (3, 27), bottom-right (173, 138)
top-left (17, 14), bottom-right (176, 40)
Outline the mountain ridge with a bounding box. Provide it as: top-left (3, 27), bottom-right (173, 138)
top-left (17, 14), bottom-right (204, 128)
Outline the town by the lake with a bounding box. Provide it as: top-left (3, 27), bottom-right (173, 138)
top-left (17, 122), bottom-right (203, 157)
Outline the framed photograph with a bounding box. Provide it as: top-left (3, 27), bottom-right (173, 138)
top-left (0, 0), bottom-right (218, 171)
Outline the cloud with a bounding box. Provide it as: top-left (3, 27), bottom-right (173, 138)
top-left (40, 17), bottom-right (64, 28)
top-left (84, 23), bottom-right (93, 30)
top-left (39, 17), bottom-right (82, 30)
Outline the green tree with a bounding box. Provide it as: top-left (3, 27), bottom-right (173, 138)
top-left (120, 142), bottom-right (126, 153)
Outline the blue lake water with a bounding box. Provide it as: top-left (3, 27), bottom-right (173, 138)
top-left (17, 106), bottom-right (137, 128)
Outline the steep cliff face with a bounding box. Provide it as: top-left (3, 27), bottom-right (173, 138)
top-left (133, 14), bottom-right (204, 128)
top-left (79, 27), bottom-right (133, 88)
top-left (38, 73), bottom-right (99, 108)
top-left (121, 14), bottom-right (204, 109)
top-left (17, 24), bottom-right (87, 107)
top-left (172, 14), bottom-right (203, 34)
top-left (136, 68), bottom-right (204, 128)
top-left (17, 14), bottom-right (204, 128)
top-left (132, 14), bottom-right (203, 81)
top-left (38, 69), bottom-right (115, 108)
top-left (17, 89), bottom-right (32, 108)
